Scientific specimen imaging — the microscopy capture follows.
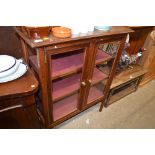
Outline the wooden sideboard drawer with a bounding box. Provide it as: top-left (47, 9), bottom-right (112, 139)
top-left (0, 103), bottom-right (39, 129)
top-left (106, 76), bottom-right (143, 106)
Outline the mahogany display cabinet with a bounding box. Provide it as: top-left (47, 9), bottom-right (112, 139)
top-left (15, 26), bottom-right (133, 128)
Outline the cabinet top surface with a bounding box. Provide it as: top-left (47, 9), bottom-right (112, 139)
top-left (128, 26), bottom-right (153, 30)
top-left (15, 26), bottom-right (134, 48)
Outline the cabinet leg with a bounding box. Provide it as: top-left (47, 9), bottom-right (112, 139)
top-left (99, 100), bottom-right (105, 112)
top-left (135, 76), bottom-right (143, 91)
top-left (99, 89), bottom-right (113, 111)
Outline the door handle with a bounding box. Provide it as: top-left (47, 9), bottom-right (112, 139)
top-left (0, 104), bottom-right (23, 113)
top-left (81, 82), bottom-right (86, 86)
top-left (88, 79), bottom-right (92, 84)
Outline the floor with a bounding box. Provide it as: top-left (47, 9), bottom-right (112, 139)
top-left (56, 80), bottom-right (155, 129)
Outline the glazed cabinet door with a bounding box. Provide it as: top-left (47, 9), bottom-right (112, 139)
top-left (83, 36), bottom-right (126, 108)
top-left (45, 42), bottom-right (92, 125)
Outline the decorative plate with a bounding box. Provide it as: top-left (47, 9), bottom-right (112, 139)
top-left (0, 55), bottom-right (16, 73)
top-left (0, 63), bottom-right (28, 83)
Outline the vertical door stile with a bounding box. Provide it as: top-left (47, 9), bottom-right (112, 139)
top-left (77, 46), bottom-right (89, 110)
top-left (76, 41), bottom-right (94, 110)
top-left (81, 39), bottom-right (98, 107)
top-left (37, 47), bottom-right (52, 127)
top-left (46, 49), bottom-right (54, 123)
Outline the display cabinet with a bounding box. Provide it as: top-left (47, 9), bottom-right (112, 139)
top-left (15, 26), bottom-right (133, 128)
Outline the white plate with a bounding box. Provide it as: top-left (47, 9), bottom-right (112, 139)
top-left (0, 63), bottom-right (28, 83)
top-left (0, 59), bottom-right (23, 78)
top-left (0, 55), bottom-right (16, 73)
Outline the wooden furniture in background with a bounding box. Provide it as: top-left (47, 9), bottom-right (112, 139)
top-left (0, 69), bottom-right (39, 129)
top-left (105, 65), bottom-right (147, 106)
top-left (0, 26), bottom-right (22, 58)
top-left (126, 26), bottom-right (153, 55)
top-left (126, 26), bottom-right (154, 86)
top-left (140, 29), bottom-right (155, 86)
top-left (126, 26), bottom-right (155, 86)
top-left (16, 26), bottom-right (133, 128)
top-left (101, 27), bottom-right (152, 107)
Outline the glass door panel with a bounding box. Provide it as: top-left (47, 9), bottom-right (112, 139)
top-left (50, 48), bottom-right (87, 121)
top-left (87, 41), bottom-right (121, 105)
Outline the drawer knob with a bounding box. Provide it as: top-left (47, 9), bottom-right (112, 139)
top-left (81, 82), bottom-right (86, 86)
top-left (31, 85), bottom-right (36, 88)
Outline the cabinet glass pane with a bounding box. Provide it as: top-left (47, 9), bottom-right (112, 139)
top-left (53, 92), bottom-right (79, 121)
top-left (51, 49), bottom-right (85, 79)
top-left (87, 41), bottom-right (121, 105)
top-left (51, 48), bottom-right (86, 121)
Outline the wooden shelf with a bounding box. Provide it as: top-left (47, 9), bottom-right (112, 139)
top-left (96, 50), bottom-right (112, 65)
top-left (53, 68), bottom-right (107, 102)
top-left (97, 65), bottom-right (111, 75)
top-left (53, 93), bottom-right (78, 121)
top-left (29, 50), bottom-right (112, 80)
top-left (87, 85), bottom-right (104, 104)
top-left (111, 64), bottom-right (148, 89)
top-left (53, 86), bottom-right (104, 121)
